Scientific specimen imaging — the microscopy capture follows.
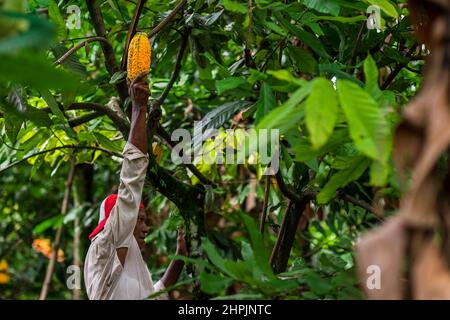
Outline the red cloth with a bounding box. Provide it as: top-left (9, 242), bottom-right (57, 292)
top-left (88, 194), bottom-right (144, 240)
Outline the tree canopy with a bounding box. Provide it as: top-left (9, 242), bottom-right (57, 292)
top-left (0, 0), bottom-right (425, 299)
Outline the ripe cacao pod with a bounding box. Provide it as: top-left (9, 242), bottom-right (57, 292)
top-left (127, 32), bottom-right (151, 81)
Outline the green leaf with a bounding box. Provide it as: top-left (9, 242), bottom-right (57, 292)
top-left (109, 71), bottom-right (127, 84)
top-left (336, 80), bottom-right (387, 159)
top-left (254, 83), bottom-right (276, 125)
top-left (364, 54), bottom-right (379, 94)
top-left (216, 77), bottom-right (247, 94)
top-left (291, 129), bottom-right (350, 162)
top-left (4, 112), bottom-right (22, 143)
top-left (33, 215), bottom-right (63, 234)
top-left (40, 89), bottom-right (77, 139)
top-left (275, 12), bottom-right (329, 59)
top-left (240, 213), bottom-right (274, 279)
top-left (302, 0), bottom-right (340, 16)
top-left (202, 237), bottom-right (230, 276)
top-left (364, 0), bottom-right (399, 19)
top-left (221, 0), bottom-right (247, 14)
top-left (52, 44), bottom-right (87, 78)
top-left (193, 100), bottom-right (252, 152)
top-left (311, 15), bottom-right (367, 23)
top-left (94, 132), bottom-right (122, 153)
top-left (257, 81), bottom-right (313, 132)
top-left (317, 156), bottom-right (370, 204)
top-left (319, 64), bottom-right (364, 86)
top-left (40, 89), bottom-right (66, 124)
top-left (199, 272), bottom-right (233, 294)
top-left (287, 46), bottom-right (318, 75)
top-left (0, 11), bottom-right (56, 53)
top-left (0, 52), bottom-right (79, 91)
top-left (47, 0), bottom-right (66, 40)
top-left (305, 78), bottom-right (338, 148)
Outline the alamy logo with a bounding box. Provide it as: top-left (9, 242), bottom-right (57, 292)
top-left (66, 5), bottom-right (81, 30)
top-left (66, 265), bottom-right (81, 290)
top-left (366, 265), bottom-right (381, 290)
top-left (367, 5), bottom-right (382, 31)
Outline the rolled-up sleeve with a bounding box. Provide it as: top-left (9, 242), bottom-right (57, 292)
top-left (153, 280), bottom-right (169, 300)
top-left (106, 142), bottom-right (149, 249)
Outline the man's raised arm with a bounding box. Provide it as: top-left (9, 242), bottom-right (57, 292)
top-left (115, 72), bottom-right (150, 265)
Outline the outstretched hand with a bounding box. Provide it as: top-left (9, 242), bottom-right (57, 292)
top-left (128, 72), bottom-right (150, 108)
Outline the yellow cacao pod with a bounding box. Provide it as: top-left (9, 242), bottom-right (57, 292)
top-left (127, 32), bottom-right (151, 81)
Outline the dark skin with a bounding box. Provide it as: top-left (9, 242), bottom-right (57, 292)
top-left (116, 72), bottom-right (188, 288)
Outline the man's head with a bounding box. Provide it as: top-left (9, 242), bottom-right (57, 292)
top-left (133, 207), bottom-right (149, 249)
top-left (88, 194), bottom-right (148, 249)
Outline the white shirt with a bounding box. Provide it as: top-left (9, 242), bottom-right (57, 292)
top-left (84, 142), bottom-right (168, 300)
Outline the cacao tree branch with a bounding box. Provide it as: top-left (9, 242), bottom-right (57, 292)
top-left (157, 28), bottom-right (191, 106)
top-left (275, 170), bottom-right (302, 203)
top-left (68, 111), bottom-right (104, 127)
top-left (120, 0), bottom-right (148, 71)
top-left (85, 0), bottom-right (129, 104)
top-left (54, 37), bottom-right (110, 65)
top-left (147, 0), bottom-right (188, 39)
top-left (69, 102), bottom-right (130, 136)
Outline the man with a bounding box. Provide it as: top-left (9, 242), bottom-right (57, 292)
top-left (84, 73), bottom-right (188, 300)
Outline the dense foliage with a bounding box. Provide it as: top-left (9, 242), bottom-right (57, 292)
top-left (0, 0), bottom-right (424, 299)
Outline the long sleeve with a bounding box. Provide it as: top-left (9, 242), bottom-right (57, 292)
top-left (105, 142), bottom-right (149, 248)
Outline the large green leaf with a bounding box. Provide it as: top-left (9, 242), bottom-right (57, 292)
top-left (0, 11), bottom-right (56, 53)
top-left (257, 81), bottom-right (313, 132)
top-left (199, 271), bottom-right (233, 294)
top-left (292, 129), bottom-right (349, 162)
top-left (221, 0), bottom-right (247, 13)
top-left (216, 77), bottom-right (247, 94)
top-left (287, 46), bottom-right (318, 75)
top-left (0, 52), bottom-right (79, 91)
top-left (302, 0), bottom-right (340, 16)
top-left (240, 213), bottom-right (274, 279)
top-left (254, 83), bottom-right (276, 125)
top-left (47, 0), bottom-right (66, 41)
top-left (336, 80), bottom-right (387, 159)
top-left (364, 54), bottom-right (379, 96)
top-left (305, 77), bottom-right (338, 149)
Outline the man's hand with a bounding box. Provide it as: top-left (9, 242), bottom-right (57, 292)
top-left (128, 72), bottom-right (150, 108)
top-left (176, 229), bottom-right (189, 257)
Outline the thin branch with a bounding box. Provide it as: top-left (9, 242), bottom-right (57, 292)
top-left (147, 0), bottom-right (188, 39)
top-left (157, 28), bottom-right (191, 105)
top-left (54, 37), bottom-right (110, 65)
top-left (381, 44), bottom-right (418, 89)
top-left (337, 191), bottom-right (383, 220)
top-left (244, 0), bottom-right (256, 68)
top-left (85, 0), bottom-right (128, 103)
top-left (259, 175), bottom-right (270, 233)
top-left (39, 158), bottom-right (76, 300)
top-left (275, 170), bottom-right (302, 203)
top-left (120, 0), bottom-right (148, 71)
top-left (0, 146), bottom-right (123, 174)
top-left (68, 111), bottom-right (104, 127)
top-left (69, 103), bottom-right (129, 134)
